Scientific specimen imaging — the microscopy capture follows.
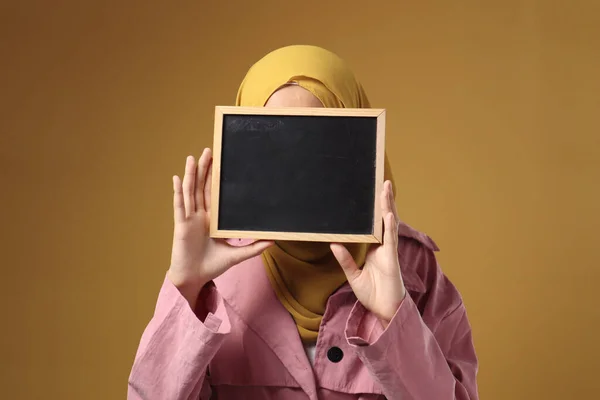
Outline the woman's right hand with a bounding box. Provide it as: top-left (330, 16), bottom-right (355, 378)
top-left (167, 148), bottom-right (274, 307)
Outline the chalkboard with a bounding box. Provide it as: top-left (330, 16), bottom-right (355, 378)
top-left (210, 106), bottom-right (386, 243)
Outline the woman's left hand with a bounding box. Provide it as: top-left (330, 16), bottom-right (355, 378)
top-left (330, 180), bottom-right (406, 324)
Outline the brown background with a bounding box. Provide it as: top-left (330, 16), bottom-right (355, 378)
top-left (1, 1), bottom-right (598, 399)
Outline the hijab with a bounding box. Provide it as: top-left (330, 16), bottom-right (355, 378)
top-left (235, 45), bottom-right (395, 343)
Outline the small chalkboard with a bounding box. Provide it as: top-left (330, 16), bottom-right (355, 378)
top-left (210, 106), bottom-right (386, 243)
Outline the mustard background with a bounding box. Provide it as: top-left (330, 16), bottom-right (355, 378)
top-left (1, 1), bottom-right (598, 399)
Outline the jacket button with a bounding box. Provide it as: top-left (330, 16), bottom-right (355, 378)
top-left (327, 346), bottom-right (344, 363)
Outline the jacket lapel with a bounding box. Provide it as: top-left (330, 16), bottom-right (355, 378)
top-left (214, 242), bottom-right (317, 398)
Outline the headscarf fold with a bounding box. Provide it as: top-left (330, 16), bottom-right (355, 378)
top-left (236, 45), bottom-right (394, 343)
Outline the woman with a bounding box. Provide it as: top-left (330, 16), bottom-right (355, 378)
top-left (128, 45), bottom-right (479, 400)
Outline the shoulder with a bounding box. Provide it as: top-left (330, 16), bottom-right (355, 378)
top-left (396, 220), bottom-right (464, 316)
top-left (395, 219), bottom-right (439, 292)
top-left (397, 220), bottom-right (440, 255)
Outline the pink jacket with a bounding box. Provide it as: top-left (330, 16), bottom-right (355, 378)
top-left (128, 223), bottom-right (479, 399)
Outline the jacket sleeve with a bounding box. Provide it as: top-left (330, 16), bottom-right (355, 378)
top-left (128, 277), bottom-right (230, 400)
top-left (345, 241), bottom-right (479, 400)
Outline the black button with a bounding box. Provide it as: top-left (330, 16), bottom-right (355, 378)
top-left (327, 346), bottom-right (344, 363)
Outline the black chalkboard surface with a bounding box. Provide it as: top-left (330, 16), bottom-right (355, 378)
top-left (210, 106), bottom-right (386, 243)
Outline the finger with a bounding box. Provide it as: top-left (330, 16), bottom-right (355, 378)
top-left (381, 181), bottom-right (394, 221)
top-left (204, 160), bottom-right (213, 215)
top-left (330, 243), bottom-right (361, 282)
top-left (173, 175), bottom-right (185, 223)
top-left (383, 212), bottom-right (398, 255)
top-left (182, 156), bottom-right (196, 216)
top-left (195, 148), bottom-right (212, 213)
top-left (229, 240), bottom-right (275, 265)
top-left (387, 181), bottom-right (400, 222)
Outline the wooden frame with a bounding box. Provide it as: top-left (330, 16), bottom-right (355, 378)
top-left (210, 106), bottom-right (386, 243)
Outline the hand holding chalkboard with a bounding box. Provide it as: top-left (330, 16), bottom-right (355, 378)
top-left (330, 181), bottom-right (407, 323)
top-left (166, 149), bottom-right (274, 308)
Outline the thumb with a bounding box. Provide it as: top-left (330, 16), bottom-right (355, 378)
top-left (330, 243), bottom-right (361, 282)
top-left (229, 240), bottom-right (275, 265)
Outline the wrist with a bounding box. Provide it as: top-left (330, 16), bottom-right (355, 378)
top-left (379, 286), bottom-right (407, 326)
top-left (166, 270), bottom-right (207, 308)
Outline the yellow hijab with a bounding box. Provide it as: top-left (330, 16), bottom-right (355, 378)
top-left (235, 45), bottom-right (394, 343)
